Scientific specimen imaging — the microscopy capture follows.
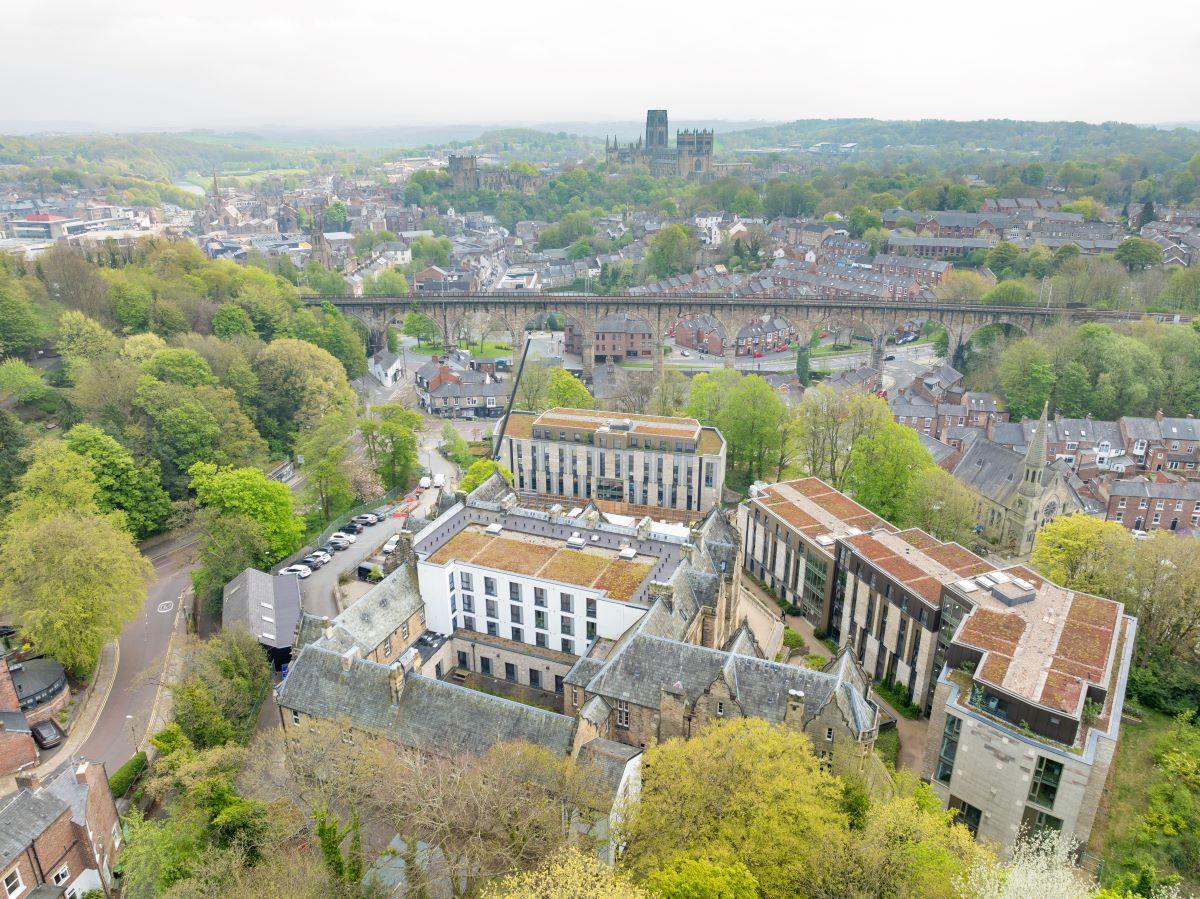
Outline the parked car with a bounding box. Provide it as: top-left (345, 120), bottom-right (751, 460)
top-left (883, 354), bottom-right (896, 361)
top-left (328, 538), bottom-right (351, 551)
top-left (317, 543), bottom-right (339, 555)
top-left (752, 351), bottom-right (763, 358)
top-left (280, 564), bottom-right (313, 578)
top-left (353, 513), bottom-right (379, 526)
top-left (31, 719), bottom-right (63, 750)
top-left (330, 531), bottom-right (357, 544)
top-left (310, 549), bottom-right (332, 564)
top-left (383, 534), bottom-right (401, 554)
top-left (433, 473), bottom-right (446, 488)
top-left (680, 349), bottom-right (690, 357)
top-left (419, 476), bottom-right (433, 489)
top-left (342, 521), bottom-right (365, 535)
top-left (301, 555), bottom-right (326, 570)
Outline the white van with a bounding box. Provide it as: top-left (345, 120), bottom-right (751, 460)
top-left (433, 473), bottom-right (446, 489)
top-left (418, 475), bottom-right (432, 489)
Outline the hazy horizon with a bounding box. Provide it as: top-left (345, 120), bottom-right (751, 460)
top-left (5, 0), bottom-right (1199, 133)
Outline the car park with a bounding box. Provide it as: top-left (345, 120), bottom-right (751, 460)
top-left (884, 354), bottom-right (896, 361)
top-left (31, 719), bottom-right (63, 750)
top-left (341, 521), bottom-right (365, 535)
top-left (353, 513), bottom-right (379, 526)
top-left (302, 555), bottom-right (326, 570)
top-left (383, 534), bottom-right (401, 554)
top-left (330, 531), bottom-right (357, 544)
top-left (317, 543), bottom-right (338, 555)
top-left (680, 349), bottom-right (690, 357)
top-left (310, 549), bottom-right (332, 564)
top-left (280, 564), bottom-right (312, 578)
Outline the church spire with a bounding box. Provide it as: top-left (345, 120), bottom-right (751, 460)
top-left (1020, 401), bottom-right (1049, 496)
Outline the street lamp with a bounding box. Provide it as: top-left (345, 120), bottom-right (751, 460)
top-left (125, 714), bottom-right (137, 752)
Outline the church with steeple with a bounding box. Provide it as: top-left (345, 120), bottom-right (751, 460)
top-left (950, 401), bottom-right (1086, 555)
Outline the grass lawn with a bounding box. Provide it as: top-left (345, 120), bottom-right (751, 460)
top-left (875, 727), bottom-right (900, 770)
top-left (413, 340), bottom-right (513, 358)
top-left (1089, 708), bottom-right (1198, 892)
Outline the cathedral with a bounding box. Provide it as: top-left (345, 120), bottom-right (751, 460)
top-left (606, 109), bottom-right (714, 181)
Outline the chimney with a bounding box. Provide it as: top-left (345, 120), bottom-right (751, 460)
top-left (15, 771), bottom-right (42, 792)
top-left (74, 761), bottom-right (91, 785)
top-left (389, 661), bottom-right (405, 705)
top-left (1156, 409), bottom-right (1165, 423)
top-left (341, 647), bottom-right (359, 672)
top-left (648, 580), bottom-right (674, 613)
top-left (680, 542), bottom-right (694, 564)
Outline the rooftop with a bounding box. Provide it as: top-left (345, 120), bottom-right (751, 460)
top-left (752, 477), bottom-right (894, 552)
top-left (531, 407), bottom-right (702, 441)
top-left (840, 528), bottom-right (991, 605)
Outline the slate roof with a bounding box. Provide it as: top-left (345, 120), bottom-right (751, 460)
top-left (1109, 478), bottom-right (1200, 500)
top-left (278, 644), bottom-right (577, 757)
top-left (563, 657), bottom-right (606, 688)
top-left (0, 788), bottom-right (67, 867)
top-left (919, 433), bottom-right (957, 466)
top-left (222, 568), bottom-right (301, 649)
top-left (318, 561), bottom-right (424, 656)
top-left (576, 738), bottom-right (640, 807)
top-left (952, 438), bottom-right (1027, 504)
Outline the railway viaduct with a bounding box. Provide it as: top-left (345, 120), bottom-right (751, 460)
top-left (305, 292), bottom-right (1183, 377)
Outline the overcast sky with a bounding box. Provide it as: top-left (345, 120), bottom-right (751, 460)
top-left (5, 0), bottom-right (1199, 131)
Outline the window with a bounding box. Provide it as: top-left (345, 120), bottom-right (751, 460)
top-left (536, 631), bottom-right (547, 648)
top-left (1033, 810), bottom-right (1062, 833)
top-left (560, 593), bottom-right (574, 612)
top-left (480, 657), bottom-right (492, 677)
top-left (510, 605), bottom-right (522, 624)
top-left (486, 599), bottom-right (498, 619)
top-left (4, 870), bottom-right (24, 899)
top-left (462, 595), bottom-right (474, 613)
top-left (1029, 757), bottom-right (1063, 809)
top-left (535, 609), bottom-right (547, 630)
top-left (561, 616), bottom-right (574, 636)
top-left (586, 598), bottom-right (597, 618)
top-left (457, 650), bottom-right (468, 668)
top-left (505, 662), bottom-right (517, 682)
top-left (955, 801), bottom-right (982, 836)
top-left (617, 699), bottom-right (630, 728)
top-left (571, 686), bottom-right (579, 706)
top-left (484, 577), bottom-right (497, 596)
top-left (561, 637), bottom-right (574, 654)
top-left (509, 582), bottom-right (521, 602)
top-left (534, 587), bottom-right (546, 607)
top-left (464, 615), bottom-right (476, 631)
top-left (486, 620), bottom-right (498, 637)
top-left (529, 669), bottom-right (542, 689)
top-left (825, 727), bottom-right (834, 742)
top-left (383, 636), bottom-right (393, 657)
top-left (586, 621), bottom-right (597, 640)
top-left (511, 626), bottom-right (523, 643)
top-left (717, 701), bottom-right (725, 716)
top-left (935, 715), bottom-right (961, 785)
top-left (459, 572), bottom-right (473, 591)
top-left (291, 709), bottom-right (301, 725)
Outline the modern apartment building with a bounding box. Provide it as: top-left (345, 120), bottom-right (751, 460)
top-left (498, 409), bottom-right (726, 515)
top-left (737, 478), bottom-right (893, 641)
top-left (922, 569), bottom-right (1133, 853)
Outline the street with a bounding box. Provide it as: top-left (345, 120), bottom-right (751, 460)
top-left (78, 533), bottom-right (192, 772)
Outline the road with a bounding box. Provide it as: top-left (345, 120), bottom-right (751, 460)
top-left (77, 533), bottom-right (193, 772)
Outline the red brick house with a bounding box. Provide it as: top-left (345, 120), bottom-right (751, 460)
top-left (0, 760), bottom-right (121, 899)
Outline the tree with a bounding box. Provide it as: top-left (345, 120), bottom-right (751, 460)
top-left (0, 411), bottom-right (28, 510)
top-left (936, 271), bottom-right (988, 304)
top-left (360, 404), bottom-right (422, 490)
top-left (442, 422), bottom-right (473, 468)
top-left (483, 848), bottom-right (653, 899)
top-left (515, 360), bottom-right (552, 412)
top-left (0, 280), bottom-right (41, 356)
top-left (997, 339), bottom-right (1055, 420)
top-left (297, 411), bottom-right (356, 524)
top-left (64, 424), bottom-right (172, 538)
top-left (459, 459), bottom-right (514, 494)
top-left (0, 511), bottom-right (152, 676)
top-left (191, 511), bottom-right (270, 610)
top-left (793, 389), bottom-right (891, 490)
top-left (4, 441), bottom-right (105, 529)
top-left (847, 205), bottom-right (882, 238)
top-left (902, 467), bottom-right (978, 545)
top-left (402, 311), bottom-right (440, 347)
top-left (1114, 237), bottom-right (1162, 272)
top-left (845, 422), bottom-right (935, 522)
top-left (957, 828), bottom-right (1098, 899)
top-left (253, 338), bottom-right (356, 454)
top-left (986, 242), bottom-right (1023, 276)
top-left (795, 347), bottom-right (810, 386)
top-left (1030, 514), bottom-right (1130, 596)
top-left (188, 462), bottom-right (303, 564)
top-left (145, 348), bottom-right (218, 387)
top-left (121, 331), bottom-right (168, 364)
top-left (982, 281), bottom-right (1036, 306)
top-left (323, 201), bottom-right (348, 231)
top-left (619, 718), bottom-right (849, 898)
top-left (718, 376), bottom-right (789, 483)
top-left (362, 269), bottom-right (409, 297)
top-left (211, 303), bottom-right (255, 339)
top-left (645, 224), bottom-right (693, 280)
top-left (644, 858), bottom-right (759, 899)
top-left (56, 309), bottom-right (118, 375)
top-left (0, 358), bottom-right (45, 402)
top-left (545, 367), bottom-right (593, 409)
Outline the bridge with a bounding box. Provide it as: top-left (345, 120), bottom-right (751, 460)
top-left (305, 292), bottom-right (1185, 376)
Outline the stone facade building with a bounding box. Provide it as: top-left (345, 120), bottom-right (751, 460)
top-left (498, 408), bottom-right (726, 515)
top-left (605, 110), bottom-right (715, 181)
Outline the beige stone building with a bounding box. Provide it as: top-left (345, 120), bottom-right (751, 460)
top-left (499, 408), bottom-right (726, 516)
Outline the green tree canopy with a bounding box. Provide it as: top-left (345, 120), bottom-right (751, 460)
top-left (545, 367), bottom-right (594, 409)
top-left (189, 462), bottom-right (303, 564)
top-left (845, 421), bottom-right (935, 522)
top-left (997, 338), bottom-right (1055, 420)
top-left (645, 224), bottom-right (693, 280)
top-left (458, 459), bottom-right (514, 494)
top-left (64, 423), bottom-right (172, 538)
top-left (145, 348), bottom-right (218, 386)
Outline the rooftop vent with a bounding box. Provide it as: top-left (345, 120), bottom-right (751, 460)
top-left (565, 533), bottom-right (586, 549)
top-left (991, 579), bottom-right (1036, 607)
top-left (618, 547), bottom-right (637, 561)
top-left (1012, 577), bottom-right (1035, 591)
top-left (485, 522), bottom-right (504, 536)
top-left (816, 534), bottom-right (835, 547)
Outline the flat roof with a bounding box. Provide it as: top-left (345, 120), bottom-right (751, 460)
top-left (532, 408), bottom-right (701, 441)
top-left (422, 519), bottom-right (666, 604)
top-left (753, 477), bottom-right (894, 551)
top-left (840, 528), bottom-right (990, 605)
top-left (955, 565), bottom-right (1123, 716)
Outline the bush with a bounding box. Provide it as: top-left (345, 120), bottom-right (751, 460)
top-left (874, 678), bottom-right (923, 719)
top-left (109, 751), bottom-right (148, 798)
top-left (875, 727), bottom-right (900, 769)
top-left (782, 628), bottom-right (806, 652)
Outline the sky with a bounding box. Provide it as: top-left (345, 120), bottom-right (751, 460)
top-left (4, 0), bottom-right (1199, 132)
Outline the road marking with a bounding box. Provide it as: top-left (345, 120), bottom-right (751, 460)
top-left (157, 600), bottom-right (174, 614)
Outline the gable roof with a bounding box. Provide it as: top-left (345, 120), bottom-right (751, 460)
top-left (0, 788), bottom-right (67, 867)
top-left (222, 569), bottom-right (301, 649)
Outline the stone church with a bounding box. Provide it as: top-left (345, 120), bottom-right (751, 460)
top-left (606, 109), bottom-right (714, 181)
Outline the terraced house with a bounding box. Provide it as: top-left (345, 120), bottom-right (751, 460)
top-left (498, 408), bottom-right (726, 516)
